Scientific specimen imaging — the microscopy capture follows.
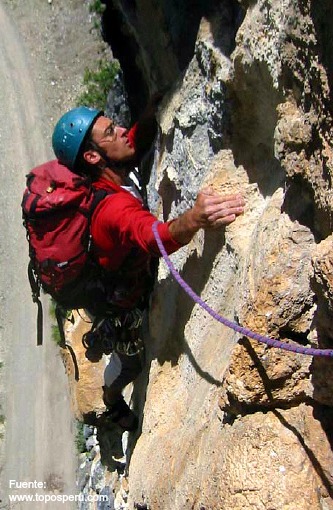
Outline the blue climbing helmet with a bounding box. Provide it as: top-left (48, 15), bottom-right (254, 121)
top-left (52, 106), bottom-right (102, 170)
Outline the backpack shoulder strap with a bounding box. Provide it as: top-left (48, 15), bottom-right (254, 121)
top-left (90, 188), bottom-right (114, 213)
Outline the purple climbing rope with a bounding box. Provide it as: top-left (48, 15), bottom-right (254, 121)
top-left (152, 221), bottom-right (333, 358)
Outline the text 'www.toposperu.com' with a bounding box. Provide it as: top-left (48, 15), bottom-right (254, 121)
top-left (9, 494), bottom-right (109, 504)
top-left (8, 480), bottom-right (109, 504)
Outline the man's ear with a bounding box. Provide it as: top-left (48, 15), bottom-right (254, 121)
top-left (83, 149), bottom-right (101, 165)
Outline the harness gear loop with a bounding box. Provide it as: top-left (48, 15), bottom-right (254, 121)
top-left (115, 336), bottom-right (144, 357)
top-left (82, 309), bottom-right (144, 357)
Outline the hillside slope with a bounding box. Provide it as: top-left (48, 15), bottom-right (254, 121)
top-left (0, 1), bottom-right (108, 507)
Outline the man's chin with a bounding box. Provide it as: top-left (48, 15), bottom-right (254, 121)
top-left (122, 153), bottom-right (137, 166)
top-left (113, 159), bottom-right (136, 172)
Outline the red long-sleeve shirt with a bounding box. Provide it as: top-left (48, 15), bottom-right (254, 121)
top-left (91, 177), bottom-right (181, 271)
top-left (90, 177), bottom-right (181, 309)
top-left (90, 124), bottom-right (182, 308)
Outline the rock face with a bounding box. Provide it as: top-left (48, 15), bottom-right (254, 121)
top-left (72, 1), bottom-right (333, 508)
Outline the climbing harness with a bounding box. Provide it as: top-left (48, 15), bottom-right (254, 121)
top-left (82, 309), bottom-right (145, 357)
top-left (152, 221), bottom-right (333, 358)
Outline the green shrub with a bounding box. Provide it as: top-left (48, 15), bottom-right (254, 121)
top-left (49, 300), bottom-right (70, 346)
top-left (75, 421), bottom-right (87, 454)
top-left (49, 299), bottom-right (58, 320)
top-left (89, 0), bottom-right (106, 15)
top-left (77, 59), bottom-right (120, 110)
top-left (51, 324), bottom-right (62, 346)
top-left (49, 300), bottom-right (61, 345)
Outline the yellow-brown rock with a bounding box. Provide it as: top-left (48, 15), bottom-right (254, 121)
top-left (311, 235), bottom-right (333, 406)
top-left (64, 311), bottom-right (105, 420)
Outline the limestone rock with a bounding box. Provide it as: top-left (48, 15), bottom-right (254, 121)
top-left (64, 311), bottom-right (105, 420)
top-left (311, 235), bottom-right (333, 406)
top-left (219, 189), bottom-right (316, 412)
top-left (68, 1), bottom-right (333, 508)
top-left (313, 235), bottom-right (333, 320)
top-left (128, 404), bottom-right (333, 510)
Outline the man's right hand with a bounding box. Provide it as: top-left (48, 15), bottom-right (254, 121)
top-left (168, 187), bottom-right (245, 245)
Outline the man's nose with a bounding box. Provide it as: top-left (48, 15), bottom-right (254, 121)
top-left (117, 126), bottom-right (128, 137)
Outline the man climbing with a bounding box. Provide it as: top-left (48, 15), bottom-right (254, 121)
top-left (51, 104), bottom-right (245, 431)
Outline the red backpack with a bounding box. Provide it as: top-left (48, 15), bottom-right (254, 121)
top-left (22, 160), bottom-right (109, 345)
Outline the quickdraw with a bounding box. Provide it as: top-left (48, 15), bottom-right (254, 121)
top-left (82, 309), bottom-right (145, 357)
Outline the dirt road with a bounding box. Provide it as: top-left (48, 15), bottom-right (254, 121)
top-left (0, 2), bottom-right (77, 507)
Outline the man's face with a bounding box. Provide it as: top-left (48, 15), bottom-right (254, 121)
top-left (90, 115), bottom-right (135, 164)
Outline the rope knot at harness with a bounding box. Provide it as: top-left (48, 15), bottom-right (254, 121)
top-left (152, 221), bottom-right (333, 358)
